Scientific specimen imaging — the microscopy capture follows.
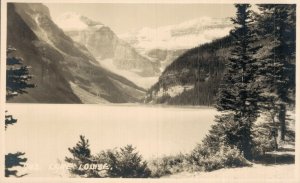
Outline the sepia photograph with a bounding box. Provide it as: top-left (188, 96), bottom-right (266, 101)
top-left (2, 0), bottom-right (298, 182)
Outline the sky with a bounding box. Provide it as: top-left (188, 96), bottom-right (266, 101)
top-left (45, 3), bottom-right (236, 34)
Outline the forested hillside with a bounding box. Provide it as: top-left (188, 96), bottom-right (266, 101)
top-left (145, 36), bottom-right (233, 105)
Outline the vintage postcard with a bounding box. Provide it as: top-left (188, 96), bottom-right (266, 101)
top-left (1, 0), bottom-right (299, 182)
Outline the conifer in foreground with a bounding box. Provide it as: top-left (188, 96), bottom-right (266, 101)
top-left (215, 4), bottom-right (261, 160)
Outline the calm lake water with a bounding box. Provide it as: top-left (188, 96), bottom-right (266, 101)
top-left (5, 104), bottom-right (218, 177)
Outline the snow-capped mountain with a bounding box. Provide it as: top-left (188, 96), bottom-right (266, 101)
top-left (55, 13), bottom-right (160, 89)
top-left (53, 13), bottom-right (233, 89)
top-left (8, 3), bottom-right (145, 103)
top-left (118, 17), bottom-right (233, 74)
top-left (119, 16), bottom-right (233, 51)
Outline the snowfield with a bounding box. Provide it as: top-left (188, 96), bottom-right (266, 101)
top-left (119, 17), bottom-right (233, 51)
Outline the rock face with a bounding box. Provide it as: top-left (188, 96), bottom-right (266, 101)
top-left (57, 13), bottom-right (160, 78)
top-left (67, 27), bottom-right (115, 59)
top-left (7, 3), bottom-right (145, 103)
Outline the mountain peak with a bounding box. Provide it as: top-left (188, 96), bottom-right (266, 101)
top-left (55, 12), bottom-right (103, 31)
top-left (119, 16), bottom-right (233, 50)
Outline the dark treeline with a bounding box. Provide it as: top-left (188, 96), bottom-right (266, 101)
top-left (202, 3), bottom-right (295, 162)
top-left (146, 36), bottom-right (233, 105)
top-left (146, 4), bottom-right (295, 111)
top-left (143, 3), bottom-right (296, 177)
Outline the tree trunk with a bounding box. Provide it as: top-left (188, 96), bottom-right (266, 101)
top-left (279, 104), bottom-right (286, 141)
top-left (271, 112), bottom-right (278, 151)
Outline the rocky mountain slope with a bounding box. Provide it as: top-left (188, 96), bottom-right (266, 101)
top-left (7, 3), bottom-right (145, 103)
top-left (55, 13), bottom-right (160, 89)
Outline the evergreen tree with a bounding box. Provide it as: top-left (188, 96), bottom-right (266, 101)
top-left (215, 4), bottom-right (260, 160)
top-left (96, 149), bottom-right (119, 177)
top-left (256, 5), bottom-right (296, 141)
top-left (116, 145), bottom-right (151, 178)
top-left (65, 135), bottom-right (100, 177)
top-left (5, 111), bottom-right (17, 129)
top-left (66, 139), bottom-right (151, 178)
top-left (97, 145), bottom-right (151, 178)
top-left (5, 152), bottom-right (28, 177)
top-left (5, 47), bottom-right (35, 177)
top-left (6, 46), bottom-right (35, 99)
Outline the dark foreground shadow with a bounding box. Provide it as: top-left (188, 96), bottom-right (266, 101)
top-left (254, 151), bottom-right (295, 165)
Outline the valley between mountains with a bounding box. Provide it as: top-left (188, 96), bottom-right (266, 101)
top-left (7, 3), bottom-right (233, 104)
top-left (5, 3), bottom-right (296, 179)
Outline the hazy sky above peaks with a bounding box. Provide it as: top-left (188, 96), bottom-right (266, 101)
top-left (45, 3), bottom-right (235, 34)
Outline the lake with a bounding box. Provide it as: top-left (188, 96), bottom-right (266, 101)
top-left (5, 104), bottom-right (218, 177)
